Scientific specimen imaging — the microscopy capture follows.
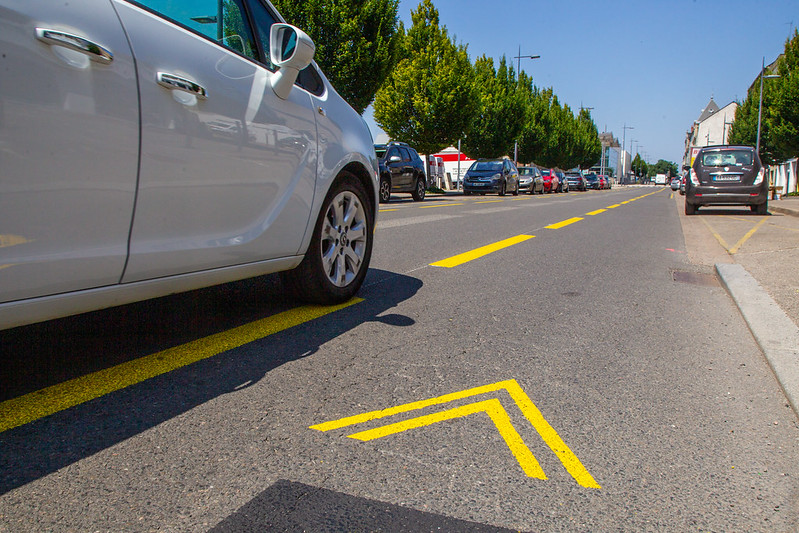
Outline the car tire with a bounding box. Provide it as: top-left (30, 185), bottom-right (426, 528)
top-left (754, 202), bottom-right (768, 215)
top-left (411, 176), bottom-right (426, 201)
top-left (512, 182), bottom-right (519, 196)
top-left (379, 175), bottom-right (391, 203)
top-left (685, 202), bottom-right (697, 215)
top-left (498, 181), bottom-right (506, 196)
top-left (281, 172), bottom-right (373, 304)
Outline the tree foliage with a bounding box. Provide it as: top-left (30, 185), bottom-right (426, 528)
top-left (632, 154), bottom-right (648, 177)
top-left (461, 56), bottom-right (525, 159)
top-left (515, 76), bottom-right (600, 169)
top-left (271, 0), bottom-right (401, 114)
top-left (729, 29), bottom-right (799, 164)
top-left (650, 159), bottom-right (678, 177)
top-left (372, 0), bottom-right (477, 154)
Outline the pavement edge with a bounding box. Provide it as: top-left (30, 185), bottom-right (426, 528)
top-left (716, 263), bottom-right (799, 420)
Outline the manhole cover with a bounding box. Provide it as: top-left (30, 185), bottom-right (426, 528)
top-left (671, 270), bottom-right (719, 286)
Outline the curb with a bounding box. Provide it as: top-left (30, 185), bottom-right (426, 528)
top-left (716, 263), bottom-right (799, 419)
top-left (769, 204), bottom-right (799, 218)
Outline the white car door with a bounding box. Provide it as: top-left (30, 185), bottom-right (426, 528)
top-left (112, 0), bottom-right (318, 283)
top-left (0, 1), bottom-right (139, 303)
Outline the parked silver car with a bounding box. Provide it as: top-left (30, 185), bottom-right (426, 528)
top-left (0, 0), bottom-right (379, 330)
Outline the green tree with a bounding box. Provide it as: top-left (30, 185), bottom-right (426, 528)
top-left (515, 78), bottom-right (549, 164)
top-left (461, 55), bottom-right (525, 159)
top-left (651, 159), bottom-right (678, 177)
top-left (729, 30), bottom-right (799, 164)
top-left (373, 0), bottom-right (477, 154)
top-left (771, 30), bottom-right (799, 161)
top-left (632, 154), bottom-right (648, 179)
top-left (574, 108), bottom-right (601, 170)
top-left (271, 0), bottom-right (401, 114)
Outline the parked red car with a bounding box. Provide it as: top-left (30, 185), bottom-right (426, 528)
top-left (540, 169), bottom-right (560, 193)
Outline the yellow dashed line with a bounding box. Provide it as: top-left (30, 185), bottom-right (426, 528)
top-left (419, 203), bottom-right (463, 209)
top-left (546, 217), bottom-right (583, 229)
top-left (430, 235), bottom-right (534, 268)
top-left (586, 209), bottom-right (606, 216)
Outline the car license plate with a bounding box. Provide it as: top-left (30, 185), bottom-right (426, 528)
top-left (713, 175), bottom-right (740, 181)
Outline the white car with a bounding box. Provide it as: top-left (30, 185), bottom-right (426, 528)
top-left (0, 0), bottom-right (378, 330)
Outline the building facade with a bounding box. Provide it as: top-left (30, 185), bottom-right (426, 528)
top-left (683, 97), bottom-right (738, 167)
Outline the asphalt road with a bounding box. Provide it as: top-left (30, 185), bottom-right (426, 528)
top-left (1, 187), bottom-right (798, 531)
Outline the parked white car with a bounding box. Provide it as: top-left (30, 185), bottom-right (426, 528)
top-left (0, 0), bottom-right (378, 330)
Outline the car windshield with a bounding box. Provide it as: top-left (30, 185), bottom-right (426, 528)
top-left (471, 161), bottom-right (502, 172)
top-left (519, 167), bottom-right (535, 175)
top-left (541, 169), bottom-right (551, 176)
top-left (701, 150), bottom-right (753, 167)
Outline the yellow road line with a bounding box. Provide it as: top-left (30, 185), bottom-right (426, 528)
top-left (348, 398), bottom-right (547, 479)
top-left (729, 217), bottom-right (769, 254)
top-left (0, 234), bottom-right (30, 248)
top-left (546, 217), bottom-right (583, 229)
top-left (379, 208), bottom-right (399, 212)
top-left (606, 204), bottom-right (621, 209)
top-left (0, 298), bottom-right (363, 433)
top-left (429, 235), bottom-right (534, 268)
top-left (475, 200), bottom-right (504, 204)
top-left (586, 209), bottom-right (606, 216)
top-left (419, 203), bottom-right (463, 209)
top-left (700, 217), bottom-right (731, 250)
top-left (311, 379), bottom-right (600, 488)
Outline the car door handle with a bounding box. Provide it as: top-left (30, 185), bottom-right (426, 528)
top-left (156, 72), bottom-right (208, 99)
top-left (35, 28), bottom-right (113, 64)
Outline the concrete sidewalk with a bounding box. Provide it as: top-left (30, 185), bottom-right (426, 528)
top-left (709, 195), bottom-right (799, 419)
top-left (768, 194), bottom-right (799, 218)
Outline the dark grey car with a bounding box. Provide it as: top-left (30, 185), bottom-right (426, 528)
top-left (685, 145), bottom-right (767, 215)
top-left (463, 159), bottom-right (520, 196)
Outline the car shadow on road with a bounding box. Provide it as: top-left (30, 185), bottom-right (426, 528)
top-left (0, 269), bottom-right (421, 495)
top-left (693, 207), bottom-right (772, 216)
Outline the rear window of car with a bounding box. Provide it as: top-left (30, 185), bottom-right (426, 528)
top-left (471, 162), bottom-right (502, 171)
top-left (701, 150), bottom-right (753, 167)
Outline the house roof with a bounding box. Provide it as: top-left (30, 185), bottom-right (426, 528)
top-left (697, 98), bottom-right (721, 122)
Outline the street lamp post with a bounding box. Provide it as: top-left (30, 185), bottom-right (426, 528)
top-left (621, 124), bottom-right (634, 184)
top-left (756, 56), bottom-right (781, 155)
top-left (512, 46), bottom-right (540, 165)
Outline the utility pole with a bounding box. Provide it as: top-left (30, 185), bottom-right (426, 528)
top-left (621, 124), bottom-right (634, 184)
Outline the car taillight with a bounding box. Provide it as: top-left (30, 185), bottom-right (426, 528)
top-left (689, 168), bottom-right (699, 185)
top-left (753, 167), bottom-right (765, 185)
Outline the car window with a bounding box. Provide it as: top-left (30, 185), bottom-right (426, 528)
top-left (387, 147), bottom-right (400, 160)
top-left (132, 0), bottom-right (258, 60)
top-left (472, 162), bottom-right (502, 171)
top-left (701, 150), bottom-right (753, 167)
top-left (399, 147), bottom-right (412, 162)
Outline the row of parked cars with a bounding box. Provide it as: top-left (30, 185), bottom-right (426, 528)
top-left (375, 143), bottom-right (614, 201)
top-left (461, 160), bottom-right (612, 196)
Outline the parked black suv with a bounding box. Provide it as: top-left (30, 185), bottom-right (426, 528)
top-left (375, 142), bottom-right (427, 203)
top-left (685, 145), bottom-right (767, 215)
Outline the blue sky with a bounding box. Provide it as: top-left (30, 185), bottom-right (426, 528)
top-left (364, 0), bottom-right (796, 164)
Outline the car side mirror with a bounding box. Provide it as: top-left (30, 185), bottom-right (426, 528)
top-left (389, 155), bottom-right (401, 163)
top-left (269, 24), bottom-right (315, 100)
